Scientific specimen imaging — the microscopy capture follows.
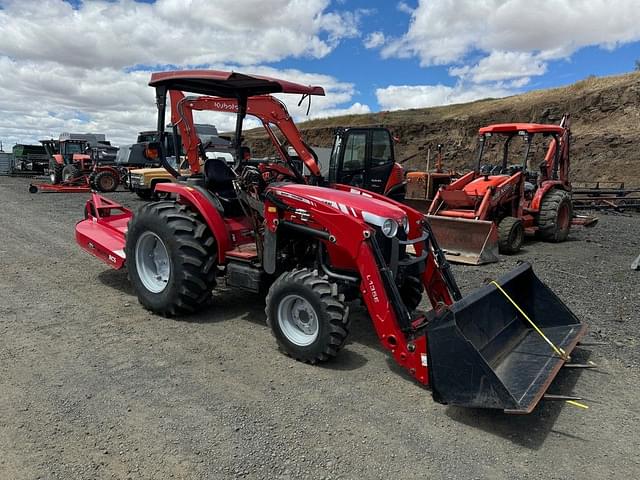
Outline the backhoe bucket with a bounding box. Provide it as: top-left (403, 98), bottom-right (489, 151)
top-left (426, 262), bottom-right (586, 413)
top-left (426, 215), bottom-right (499, 265)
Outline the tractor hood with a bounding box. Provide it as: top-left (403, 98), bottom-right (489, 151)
top-left (463, 175), bottom-right (509, 197)
top-left (271, 184), bottom-right (407, 227)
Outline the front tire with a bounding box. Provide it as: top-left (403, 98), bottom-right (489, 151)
top-left (399, 274), bottom-right (424, 311)
top-left (135, 189), bottom-right (154, 200)
top-left (498, 216), bottom-right (524, 254)
top-left (266, 269), bottom-right (349, 364)
top-left (538, 189), bottom-right (572, 242)
top-left (62, 164), bottom-right (80, 182)
top-left (125, 201), bottom-right (218, 316)
top-left (50, 162), bottom-right (63, 184)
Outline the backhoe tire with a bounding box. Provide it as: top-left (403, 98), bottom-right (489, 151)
top-left (125, 201), bottom-right (218, 317)
top-left (266, 268), bottom-right (349, 364)
top-left (498, 216), bottom-right (524, 254)
top-left (94, 170), bottom-right (119, 193)
top-left (62, 164), bottom-right (81, 182)
top-left (399, 274), bottom-right (424, 311)
top-left (50, 162), bottom-right (63, 184)
top-left (538, 189), bottom-right (572, 242)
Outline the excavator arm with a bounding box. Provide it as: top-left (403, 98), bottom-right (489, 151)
top-left (168, 91), bottom-right (322, 178)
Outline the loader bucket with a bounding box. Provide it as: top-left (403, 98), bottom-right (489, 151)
top-left (426, 262), bottom-right (586, 413)
top-left (426, 215), bottom-right (499, 265)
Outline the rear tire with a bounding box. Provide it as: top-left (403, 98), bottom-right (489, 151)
top-left (125, 201), bottom-right (218, 316)
top-left (94, 170), bottom-right (119, 192)
top-left (265, 268), bottom-right (349, 364)
top-left (538, 189), bottom-right (572, 242)
top-left (498, 216), bottom-right (524, 254)
top-left (62, 164), bottom-right (80, 182)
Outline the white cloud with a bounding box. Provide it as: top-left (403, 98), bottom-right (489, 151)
top-left (0, 0), bottom-right (360, 68)
top-left (0, 1), bottom-right (370, 146)
top-left (0, 58), bottom-right (370, 146)
top-left (449, 51), bottom-right (547, 83)
top-left (376, 83), bottom-right (512, 111)
top-left (397, 2), bottom-right (414, 14)
top-left (382, 0), bottom-right (640, 84)
top-left (384, 0), bottom-right (640, 66)
top-left (364, 32), bottom-right (386, 49)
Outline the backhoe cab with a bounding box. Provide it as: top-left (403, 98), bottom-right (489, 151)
top-left (76, 70), bottom-right (587, 414)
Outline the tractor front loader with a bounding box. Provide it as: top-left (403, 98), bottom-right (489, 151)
top-left (427, 116), bottom-right (593, 264)
top-left (75, 70), bottom-right (587, 413)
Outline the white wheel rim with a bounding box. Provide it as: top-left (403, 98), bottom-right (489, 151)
top-left (135, 231), bottom-right (171, 293)
top-left (50, 172), bottom-right (56, 182)
top-left (277, 294), bottom-right (319, 346)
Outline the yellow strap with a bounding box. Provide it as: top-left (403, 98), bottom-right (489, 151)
top-left (566, 400), bottom-right (589, 409)
top-left (490, 281), bottom-right (568, 360)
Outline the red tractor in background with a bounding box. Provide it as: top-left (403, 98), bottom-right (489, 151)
top-left (76, 70), bottom-right (588, 414)
top-left (38, 137), bottom-right (122, 193)
top-left (427, 116), bottom-right (594, 264)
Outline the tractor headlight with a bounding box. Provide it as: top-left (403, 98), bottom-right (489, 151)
top-left (401, 216), bottom-right (409, 234)
top-left (381, 218), bottom-right (398, 238)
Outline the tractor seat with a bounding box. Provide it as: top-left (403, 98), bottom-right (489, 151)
top-left (204, 158), bottom-right (243, 215)
top-left (205, 158), bottom-right (236, 197)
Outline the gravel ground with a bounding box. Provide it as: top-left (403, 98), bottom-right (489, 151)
top-left (1, 176), bottom-right (639, 480)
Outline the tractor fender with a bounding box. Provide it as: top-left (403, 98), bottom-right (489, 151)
top-left (52, 154), bottom-right (64, 165)
top-left (530, 181), bottom-right (566, 211)
top-left (97, 165), bottom-right (120, 176)
top-left (154, 182), bottom-right (232, 262)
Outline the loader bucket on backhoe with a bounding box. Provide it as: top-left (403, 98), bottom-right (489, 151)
top-left (426, 215), bottom-right (499, 265)
top-left (426, 262), bottom-right (586, 414)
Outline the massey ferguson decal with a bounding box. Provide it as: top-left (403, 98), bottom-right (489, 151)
top-left (366, 274), bottom-right (380, 303)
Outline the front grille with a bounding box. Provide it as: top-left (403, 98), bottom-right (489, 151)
top-left (374, 227), bottom-right (426, 283)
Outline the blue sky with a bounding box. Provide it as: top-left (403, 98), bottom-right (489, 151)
top-left (1, 0), bottom-right (639, 145)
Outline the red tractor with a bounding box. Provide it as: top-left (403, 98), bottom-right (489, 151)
top-left (76, 70), bottom-right (588, 413)
top-left (37, 137), bottom-right (122, 193)
top-left (427, 116), bottom-right (591, 264)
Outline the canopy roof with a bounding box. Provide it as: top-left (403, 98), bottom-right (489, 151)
top-left (479, 123), bottom-right (565, 135)
top-left (149, 70), bottom-right (325, 97)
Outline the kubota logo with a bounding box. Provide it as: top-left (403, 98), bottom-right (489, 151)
top-left (366, 275), bottom-right (379, 303)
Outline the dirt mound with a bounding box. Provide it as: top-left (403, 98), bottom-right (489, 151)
top-left (248, 72), bottom-right (640, 186)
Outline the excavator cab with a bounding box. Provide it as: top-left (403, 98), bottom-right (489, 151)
top-left (328, 127), bottom-right (405, 201)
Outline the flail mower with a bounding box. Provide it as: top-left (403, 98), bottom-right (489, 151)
top-left (76, 70), bottom-right (589, 413)
top-left (427, 116), bottom-right (596, 265)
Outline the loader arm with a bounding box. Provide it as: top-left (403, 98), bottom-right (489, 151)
top-left (264, 184), bottom-right (459, 386)
top-left (169, 91), bottom-right (322, 178)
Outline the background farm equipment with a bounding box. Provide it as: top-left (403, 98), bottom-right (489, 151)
top-left (572, 181), bottom-right (640, 212)
top-left (75, 70), bottom-right (588, 414)
top-left (404, 144), bottom-right (457, 212)
top-left (427, 116), bottom-right (594, 264)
